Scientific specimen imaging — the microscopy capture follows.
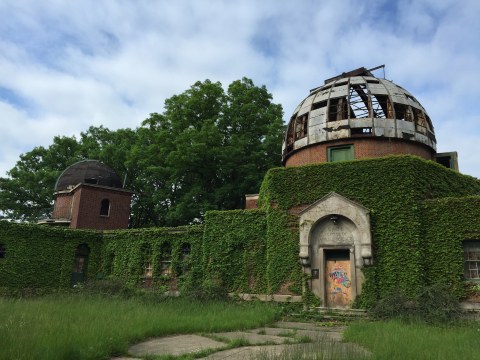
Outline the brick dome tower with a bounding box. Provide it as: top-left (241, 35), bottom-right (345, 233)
top-left (282, 66), bottom-right (437, 166)
top-left (39, 160), bottom-right (132, 230)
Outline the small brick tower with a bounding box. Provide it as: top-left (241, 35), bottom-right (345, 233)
top-left (39, 160), bottom-right (132, 230)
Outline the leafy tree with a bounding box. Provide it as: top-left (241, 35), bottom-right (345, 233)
top-left (0, 136), bottom-right (82, 221)
top-left (0, 78), bottom-right (284, 226)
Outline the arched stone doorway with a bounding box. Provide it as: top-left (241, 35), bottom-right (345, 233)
top-left (299, 192), bottom-right (372, 308)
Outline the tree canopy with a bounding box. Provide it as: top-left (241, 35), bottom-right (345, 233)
top-left (0, 78), bottom-right (284, 227)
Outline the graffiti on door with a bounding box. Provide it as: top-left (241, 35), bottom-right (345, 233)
top-left (326, 261), bottom-right (352, 307)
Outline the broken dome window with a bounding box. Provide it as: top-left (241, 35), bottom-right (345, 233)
top-left (328, 97), bottom-right (348, 121)
top-left (295, 114), bottom-right (308, 140)
top-left (371, 95), bottom-right (392, 118)
top-left (349, 84), bottom-right (370, 119)
top-left (394, 103), bottom-right (414, 122)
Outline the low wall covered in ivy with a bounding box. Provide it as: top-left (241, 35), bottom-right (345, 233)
top-left (0, 221), bottom-right (102, 293)
top-left (1, 156), bottom-right (480, 307)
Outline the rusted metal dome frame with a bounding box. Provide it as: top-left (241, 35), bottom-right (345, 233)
top-left (282, 67), bottom-right (436, 165)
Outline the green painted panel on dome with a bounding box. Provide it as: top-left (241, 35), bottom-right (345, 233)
top-left (328, 145), bottom-right (354, 162)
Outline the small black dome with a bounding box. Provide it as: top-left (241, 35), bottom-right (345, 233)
top-left (55, 160), bottom-right (123, 191)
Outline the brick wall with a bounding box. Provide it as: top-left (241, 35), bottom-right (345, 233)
top-left (52, 193), bottom-right (73, 219)
top-left (69, 185), bottom-right (132, 230)
top-left (284, 138), bottom-right (434, 167)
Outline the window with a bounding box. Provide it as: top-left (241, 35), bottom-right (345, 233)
top-left (100, 199), bottom-right (110, 216)
top-left (294, 114), bottom-right (308, 140)
top-left (328, 97), bottom-right (348, 121)
top-left (181, 243), bottom-right (191, 260)
top-left (349, 84), bottom-right (370, 119)
top-left (464, 241), bottom-right (480, 281)
top-left (0, 244), bottom-right (5, 259)
top-left (328, 145), bottom-right (354, 162)
top-left (160, 242), bottom-right (172, 275)
top-left (140, 244), bottom-right (153, 278)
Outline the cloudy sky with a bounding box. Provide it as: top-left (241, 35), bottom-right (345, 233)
top-left (1, 0), bottom-right (479, 178)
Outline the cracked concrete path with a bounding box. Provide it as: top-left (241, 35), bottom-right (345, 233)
top-left (111, 321), bottom-right (370, 360)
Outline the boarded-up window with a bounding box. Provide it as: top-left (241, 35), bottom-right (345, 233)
top-left (328, 145), bottom-right (354, 162)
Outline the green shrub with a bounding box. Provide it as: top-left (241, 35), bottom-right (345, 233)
top-left (369, 283), bottom-right (460, 324)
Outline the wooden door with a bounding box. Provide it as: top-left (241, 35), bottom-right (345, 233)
top-left (325, 250), bottom-right (352, 307)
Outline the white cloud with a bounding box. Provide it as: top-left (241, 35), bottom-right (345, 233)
top-left (0, 0), bottom-right (479, 178)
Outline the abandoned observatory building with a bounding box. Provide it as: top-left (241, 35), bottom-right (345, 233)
top-left (1, 66), bottom-right (480, 309)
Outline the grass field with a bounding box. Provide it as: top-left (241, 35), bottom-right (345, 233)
top-left (2, 294), bottom-right (479, 360)
top-left (0, 295), bottom-right (278, 360)
top-left (344, 319), bottom-right (480, 360)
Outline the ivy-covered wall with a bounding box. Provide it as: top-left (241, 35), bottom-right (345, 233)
top-left (202, 210), bottom-right (267, 293)
top-left (102, 226), bottom-right (204, 287)
top-left (257, 155), bottom-right (480, 306)
top-left (1, 155), bottom-right (480, 308)
top-left (422, 196), bottom-right (480, 296)
top-left (0, 221), bottom-right (102, 293)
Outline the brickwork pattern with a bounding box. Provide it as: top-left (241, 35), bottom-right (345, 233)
top-left (284, 138), bottom-right (434, 167)
top-left (69, 185), bottom-right (131, 230)
top-left (52, 193), bottom-right (73, 219)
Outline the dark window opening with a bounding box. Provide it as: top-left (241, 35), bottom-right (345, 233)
top-left (436, 156), bottom-right (452, 169)
top-left (84, 178), bottom-right (98, 184)
top-left (181, 243), bottom-right (191, 260)
top-left (394, 103), bottom-right (413, 122)
top-left (464, 241), bottom-right (480, 281)
top-left (100, 199), bottom-right (110, 216)
top-left (0, 244), bottom-right (5, 259)
top-left (311, 100), bottom-right (327, 111)
top-left (371, 94), bottom-right (392, 118)
top-left (349, 84), bottom-right (370, 119)
top-left (351, 127), bottom-right (372, 136)
top-left (435, 152), bottom-right (457, 171)
top-left (366, 79), bottom-right (380, 84)
top-left (328, 97), bottom-right (348, 121)
top-left (294, 114), bottom-right (308, 140)
top-left (71, 243), bottom-right (90, 286)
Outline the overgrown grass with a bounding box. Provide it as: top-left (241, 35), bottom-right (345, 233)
top-left (254, 334), bottom-right (371, 360)
top-left (344, 320), bottom-right (480, 360)
top-left (0, 295), bottom-right (277, 360)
